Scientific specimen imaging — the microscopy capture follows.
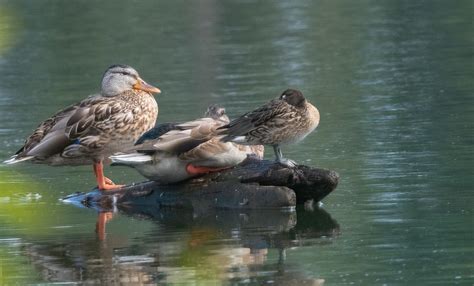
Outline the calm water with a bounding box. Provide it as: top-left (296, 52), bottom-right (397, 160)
top-left (0, 0), bottom-right (472, 285)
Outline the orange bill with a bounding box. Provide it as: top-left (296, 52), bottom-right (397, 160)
top-left (133, 78), bottom-right (161, 94)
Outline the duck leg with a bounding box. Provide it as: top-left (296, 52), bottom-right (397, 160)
top-left (95, 211), bottom-right (114, 241)
top-left (273, 145), bottom-right (297, 167)
top-left (93, 161), bottom-right (124, 191)
top-left (186, 164), bottom-right (231, 175)
top-left (273, 144), bottom-right (283, 161)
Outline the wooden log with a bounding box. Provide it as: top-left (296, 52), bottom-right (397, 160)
top-left (62, 157), bottom-right (339, 210)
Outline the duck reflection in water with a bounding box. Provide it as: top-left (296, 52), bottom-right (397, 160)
top-left (24, 206), bottom-right (338, 284)
top-left (95, 211), bottom-right (115, 241)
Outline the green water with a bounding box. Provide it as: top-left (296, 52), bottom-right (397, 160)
top-left (0, 0), bottom-right (472, 285)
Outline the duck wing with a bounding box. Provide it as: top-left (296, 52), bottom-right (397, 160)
top-left (134, 123), bottom-right (180, 145)
top-left (131, 117), bottom-right (225, 155)
top-left (14, 94), bottom-right (131, 160)
top-left (12, 102), bottom-right (82, 160)
top-left (219, 99), bottom-right (293, 141)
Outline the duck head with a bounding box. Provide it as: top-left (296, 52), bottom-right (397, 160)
top-left (101, 64), bottom-right (161, 97)
top-left (205, 104), bottom-right (229, 123)
top-left (280, 89), bottom-right (305, 108)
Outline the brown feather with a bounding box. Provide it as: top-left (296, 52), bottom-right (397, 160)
top-left (219, 94), bottom-right (319, 146)
top-left (14, 90), bottom-right (158, 164)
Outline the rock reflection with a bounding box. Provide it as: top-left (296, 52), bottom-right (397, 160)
top-left (23, 205), bottom-right (339, 285)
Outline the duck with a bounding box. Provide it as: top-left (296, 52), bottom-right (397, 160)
top-left (4, 64), bottom-right (161, 190)
top-left (110, 105), bottom-right (264, 184)
top-left (218, 89), bottom-right (319, 167)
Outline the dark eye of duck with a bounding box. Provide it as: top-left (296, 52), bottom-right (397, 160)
top-left (280, 89), bottom-right (306, 107)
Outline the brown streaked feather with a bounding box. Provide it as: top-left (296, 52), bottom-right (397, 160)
top-left (7, 65), bottom-right (160, 166)
top-left (218, 92), bottom-right (319, 147)
top-left (109, 106), bottom-right (266, 183)
top-left (149, 118), bottom-right (226, 155)
top-left (65, 106), bottom-right (91, 128)
top-left (19, 104), bottom-right (78, 155)
top-left (17, 90), bottom-right (157, 162)
top-left (219, 99), bottom-right (297, 141)
top-left (23, 130), bottom-right (70, 158)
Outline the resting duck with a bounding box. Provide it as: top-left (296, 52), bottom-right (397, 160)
top-left (110, 105), bottom-right (264, 183)
top-left (4, 64), bottom-right (160, 190)
top-left (219, 89), bottom-right (319, 167)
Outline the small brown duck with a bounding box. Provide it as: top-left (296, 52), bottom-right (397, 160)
top-left (219, 89), bottom-right (319, 167)
top-left (110, 105), bottom-right (264, 183)
top-left (4, 64), bottom-right (161, 190)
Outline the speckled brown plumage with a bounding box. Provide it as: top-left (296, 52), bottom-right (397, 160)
top-left (5, 64), bottom-right (160, 190)
top-left (219, 89), bottom-right (319, 166)
top-left (13, 89), bottom-right (158, 165)
top-left (110, 105), bottom-right (264, 183)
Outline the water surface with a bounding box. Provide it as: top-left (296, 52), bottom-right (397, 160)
top-left (0, 0), bottom-right (472, 285)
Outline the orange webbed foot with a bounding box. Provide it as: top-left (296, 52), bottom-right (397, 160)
top-left (98, 176), bottom-right (125, 191)
top-left (104, 177), bottom-right (115, 185)
top-left (98, 183), bottom-right (125, 191)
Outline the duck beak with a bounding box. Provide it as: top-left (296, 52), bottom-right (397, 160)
top-left (133, 78), bottom-right (161, 94)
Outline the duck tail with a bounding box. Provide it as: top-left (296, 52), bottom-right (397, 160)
top-left (110, 153), bottom-right (153, 167)
top-left (3, 155), bottom-right (34, 165)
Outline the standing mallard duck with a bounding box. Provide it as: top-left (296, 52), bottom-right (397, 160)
top-left (110, 105), bottom-right (264, 183)
top-left (219, 89), bottom-right (319, 167)
top-left (4, 64), bottom-right (160, 190)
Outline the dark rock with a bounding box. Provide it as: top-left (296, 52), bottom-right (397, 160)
top-left (62, 157), bottom-right (339, 210)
